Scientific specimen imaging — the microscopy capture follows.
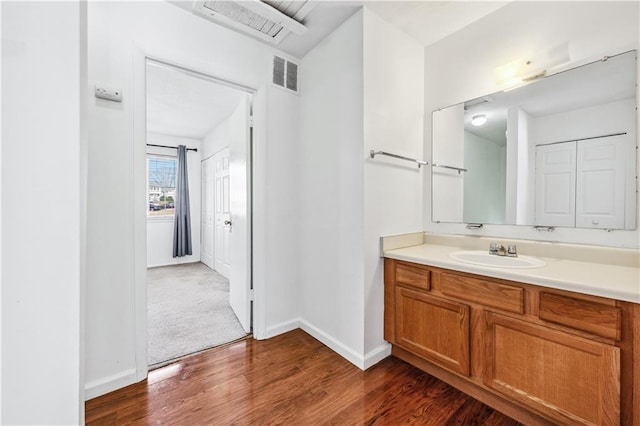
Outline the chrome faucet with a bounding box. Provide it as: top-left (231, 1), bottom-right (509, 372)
top-left (490, 243), bottom-right (517, 257)
top-left (489, 243), bottom-right (506, 256)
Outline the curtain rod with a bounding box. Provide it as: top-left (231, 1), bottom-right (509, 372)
top-left (536, 132), bottom-right (627, 147)
top-left (147, 143), bottom-right (198, 152)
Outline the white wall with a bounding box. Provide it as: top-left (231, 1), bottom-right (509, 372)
top-left (516, 108), bottom-right (532, 225)
top-left (424, 1), bottom-right (640, 248)
top-left (531, 98), bottom-right (635, 144)
top-left (0, 1), bottom-right (3, 419)
top-left (362, 9), bottom-right (424, 357)
top-left (262, 86), bottom-right (301, 335)
top-left (2, 1), bottom-right (84, 423)
top-left (504, 106), bottom-right (522, 224)
top-left (146, 133), bottom-right (202, 268)
top-left (432, 104), bottom-right (464, 222)
top-left (297, 7), bottom-right (424, 367)
top-left (298, 10), bottom-right (366, 363)
top-left (86, 1), bottom-right (300, 398)
top-left (202, 117), bottom-right (231, 160)
top-left (463, 132), bottom-right (505, 224)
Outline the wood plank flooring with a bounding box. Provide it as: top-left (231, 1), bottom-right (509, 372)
top-left (85, 329), bottom-right (521, 425)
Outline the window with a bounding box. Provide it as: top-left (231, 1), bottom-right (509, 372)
top-left (147, 155), bottom-right (177, 217)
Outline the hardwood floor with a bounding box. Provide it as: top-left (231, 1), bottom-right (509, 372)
top-left (85, 329), bottom-right (521, 425)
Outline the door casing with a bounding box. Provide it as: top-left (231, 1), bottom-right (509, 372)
top-left (132, 48), bottom-right (263, 384)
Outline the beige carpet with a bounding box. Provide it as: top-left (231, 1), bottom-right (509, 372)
top-left (147, 262), bottom-right (248, 366)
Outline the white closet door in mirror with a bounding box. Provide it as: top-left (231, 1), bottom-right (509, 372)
top-left (534, 142), bottom-right (576, 227)
top-left (575, 135), bottom-right (626, 229)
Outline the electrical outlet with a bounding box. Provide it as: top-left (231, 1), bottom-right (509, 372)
top-left (95, 85), bottom-right (122, 102)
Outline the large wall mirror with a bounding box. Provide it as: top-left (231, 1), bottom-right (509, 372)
top-left (432, 50), bottom-right (637, 230)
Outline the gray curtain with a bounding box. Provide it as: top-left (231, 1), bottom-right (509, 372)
top-left (173, 145), bottom-right (192, 257)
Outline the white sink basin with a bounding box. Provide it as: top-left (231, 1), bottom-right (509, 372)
top-left (449, 250), bottom-right (546, 269)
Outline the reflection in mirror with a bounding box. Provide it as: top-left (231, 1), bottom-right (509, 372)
top-left (432, 50), bottom-right (637, 230)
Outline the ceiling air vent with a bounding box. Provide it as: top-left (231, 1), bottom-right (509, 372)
top-left (193, 1), bottom-right (314, 46)
top-left (272, 55), bottom-right (298, 93)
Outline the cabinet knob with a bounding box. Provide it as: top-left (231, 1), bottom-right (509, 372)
top-left (592, 220), bottom-right (599, 225)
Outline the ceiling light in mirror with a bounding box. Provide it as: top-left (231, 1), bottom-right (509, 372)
top-left (471, 114), bottom-right (487, 126)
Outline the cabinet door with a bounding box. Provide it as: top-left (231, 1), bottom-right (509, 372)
top-left (395, 287), bottom-right (470, 376)
top-left (484, 312), bottom-right (620, 425)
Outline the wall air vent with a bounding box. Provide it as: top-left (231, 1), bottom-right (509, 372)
top-left (193, 1), bottom-right (314, 46)
top-left (272, 55), bottom-right (298, 93)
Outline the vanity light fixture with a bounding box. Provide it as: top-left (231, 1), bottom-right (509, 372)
top-left (471, 114), bottom-right (487, 126)
top-left (494, 42), bottom-right (570, 90)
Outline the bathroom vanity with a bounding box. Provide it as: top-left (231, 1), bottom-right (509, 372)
top-left (383, 236), bottom-right (640, 425)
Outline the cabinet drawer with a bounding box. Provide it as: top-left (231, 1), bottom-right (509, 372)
top-left (539, 292), bottom-right (622, 341)
top-left (440, 272), bottom-right (524, 314)
top-left (396, 262), bottom-right (430, 291)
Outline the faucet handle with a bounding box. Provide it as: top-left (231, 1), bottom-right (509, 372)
top-left (507, 244), bottom-right (517, 257)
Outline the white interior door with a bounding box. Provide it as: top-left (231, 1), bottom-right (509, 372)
top-left (214, 149), bottom-right (231, 278)
top-left (575, 135), bottom-right (626, 229)
top-left (228, 95), bottom-right (251, 333)
top-left (534, 142), bottom-right (576, 227)
top-left (200, 157), bottom-right (215, 269)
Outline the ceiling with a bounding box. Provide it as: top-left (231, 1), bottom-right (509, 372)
top-left (146, 61), bottom-right (246, 139)
top-left (170, 1), bottom-right (511, 58)
top-left (154, 1), bottom-right (513, 138)
top-left (363, 1), bottom-right (508, 49)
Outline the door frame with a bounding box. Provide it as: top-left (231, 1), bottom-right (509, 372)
top-left (133, 46), bottom-right (264, 382)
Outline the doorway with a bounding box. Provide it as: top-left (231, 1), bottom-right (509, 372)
top-left (144, 58), bottom-right (253, 368)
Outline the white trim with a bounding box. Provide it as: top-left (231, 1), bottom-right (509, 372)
top-left (299, 320), bottom-right (366, 370)
top-left (132, 45), bottom-right (263, 386)
top-left (265, 320), bottom-right (391, 369)
top-left (84, 368), bottom-right (137, 400)
top-left (146, 216), bottom-right (174, 223)
top-left (133, 47), bottom-right (149, 383)
top-left (363, 343), bottom-right (392, 370)
top-left (250, 88), bottom-right (268, 340)
top-left (264, 318), bottom-right (300, 339)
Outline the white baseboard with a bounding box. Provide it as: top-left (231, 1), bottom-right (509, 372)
top-left (265, 319), bottom-right (390, 370)
top-left (363, 342), bottom-right (392, 369)
top-left (264, 318), bottom-right (300, 339)
top-left (84, 325), bottom-right (391, 401)
top-left (84, 368), bottom-right (138, 400)
top-left (299, 319), bottom-right (367, 370)
top-left (147, 259), bottom-right (202, 269)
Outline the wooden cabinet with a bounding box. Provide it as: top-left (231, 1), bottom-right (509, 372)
top-left (395, 287), bottom-right (470, 375)
top-left (484, 312), bottom-right (620, 425)
top-left (384, 258), bottom-right (639, 426)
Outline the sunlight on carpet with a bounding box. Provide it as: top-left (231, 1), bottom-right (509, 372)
top-left (147, 262), bottom-right (247, 366)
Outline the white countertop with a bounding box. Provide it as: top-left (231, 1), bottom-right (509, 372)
top-left (384, 243), bottom-right (640, 303)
